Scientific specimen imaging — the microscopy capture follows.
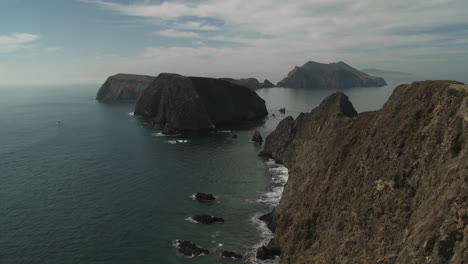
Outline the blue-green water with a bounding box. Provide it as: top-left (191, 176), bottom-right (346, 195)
top-left (0, 82), bottom-right (400, 264)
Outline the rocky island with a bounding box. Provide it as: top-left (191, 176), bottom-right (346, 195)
top-left (96, 73), bottom-right (155, 102)
top-left (259, 80), bottom-right (467, 263)
top-left (134, 73), bottom-right (268, 133)
top-left (220, 77), bottom-right (275, 90)
top-left (277, 61), bottom-right (387, 89)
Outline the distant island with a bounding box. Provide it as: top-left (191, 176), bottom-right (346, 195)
top-left (220, 78), bottom-right (275, 90)
top-left (134, 73), bottom-right (268, 134)
top-left (96, 73), bottom-right (155, 102)
top-left (277, 61), bottom-right (387, 89)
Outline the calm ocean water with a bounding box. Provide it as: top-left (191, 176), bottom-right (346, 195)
top-left (0, 81), bottom-right (402, 264)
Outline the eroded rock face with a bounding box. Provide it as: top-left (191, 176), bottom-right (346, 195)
top-left (277, 61), bottom-right (387, 89)
top-left (96, 73), bottom-right (155, 102)
top-left (135, 73), bottom-right (268, 132)
top-left (221, 77), bottom-right (275, 90)
top-left (260, 80), bottom-right (468, 263)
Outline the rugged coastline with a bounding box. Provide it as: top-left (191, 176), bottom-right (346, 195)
top-left (96, 73), bottom-right (155, 102)
top-left (258, 80), bottom-right (467, 263)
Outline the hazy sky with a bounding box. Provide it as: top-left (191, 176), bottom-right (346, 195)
top-left (1, 0), bottom-right (467, 85)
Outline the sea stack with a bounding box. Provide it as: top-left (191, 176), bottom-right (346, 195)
top-left (96, 73), bottom-right (155, 102)
top-left (277, 61), bottom-right (387, 89)
top-left (259, 80), bottom-right (467, 263)
top-left (134, 73), bottom-right (268, 133)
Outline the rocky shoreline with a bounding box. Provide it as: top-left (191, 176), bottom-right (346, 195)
top-left (257, 80), bottom-right (467, 263)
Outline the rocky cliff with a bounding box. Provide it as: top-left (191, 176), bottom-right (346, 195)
top-left (220, 77), bottom-right (275, 90)
top-left (277, 61), bottom-right (387, 89)
top-left (259, 80), bottom-right (467, 263)
top-left (96, 73), bottom-right (155, 102)
top-left (134, 73), bottom-right (268, 132)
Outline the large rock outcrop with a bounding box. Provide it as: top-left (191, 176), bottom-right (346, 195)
top-left (277, 61), bottom-right (387, 89)
top-left (259, 80), bottom-right (467, 263)
top-left (134, 73), bottom-right (268, 132)
top-left (220, 77), bottom-right (275, 90)
top-left (96, 73), bottom-right (155, 102)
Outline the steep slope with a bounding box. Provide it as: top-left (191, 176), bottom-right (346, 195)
top-left (277, 61), bottom-right (387, 89)
top-left (134, 73), bottom-right (268, 132)
top-left (220, 77), bottom-right (275, 90)
top-left (96, 73), bottom-right (155, 102)
top-left (259, 80), bottom-right (467, 263)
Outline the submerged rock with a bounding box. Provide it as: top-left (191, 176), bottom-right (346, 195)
top-left (191, 214), bottom-right (224, 224)
top-left (134, 73), bottom-right (268, 132)
top-left (221, 250), bottom-right (243, 259)
top-left (252, 130), bottom-right (263, 144)
top-left (277, 61), bottom-right (386, 89)
top-left (195, 192), bottom-right (216, 201)
top-left (96, 73), bottom-right (154, 102)
top-left (260, 80), bottom-right (468, 263)
top-left (175, 240), bottom-right (209, 257)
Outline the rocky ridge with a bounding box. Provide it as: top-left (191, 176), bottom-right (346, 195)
top-left (259, 80), bottom-right (467, 263)
top-left (220, 77), bottom-right (275, 90)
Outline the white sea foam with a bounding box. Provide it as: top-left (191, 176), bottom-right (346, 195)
top-left (247, 158), bottom-right (289, 264)
top-left (128, 112), bottom-right (134, 116)
top-left (152, 132), bottom-right (181, 137)
top-left (216, 130), bottom-right (232, 133)
top-left (167, 139), bottom-right (190, 144)
top-left (184, 217), bottom-right (198, 224)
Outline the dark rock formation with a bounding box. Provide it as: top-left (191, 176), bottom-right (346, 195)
top-left (256, 245), bottom-right (281, 260)
top-left (259, 80), bottom-right (468, 263)
top-left (195, 192), bottom-right (216, 201)
top-left (135, 73), bottom-right (268, 133)
top-left (252, 130), bottom-right (263, 144)
top-left (175, 240), bottom-right (209, 257)
top-left (277, 61), bottom-right (387, 89)
top-left (191, 214), bottom-right (224, 224)
top-left (221, 77), bottom-right (275, 90)
top-left (279, 108), bottom-right (286, 114)
top-left (221, 251), bottom-right (243, 259)
top-left (96, 73), bottom-right (155, 102)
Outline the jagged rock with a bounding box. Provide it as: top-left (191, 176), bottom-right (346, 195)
top-left (252, 130), bottom-right (263, 144)
top-left (260, 80), bottom-right (468, 263)
top-left (221, 77), bottom-right (275, 90)
top-left (191, 214), bottom-right (224, 224)
top-left (195, 192), bottom-right (216, 201)
top-left (279, 108), bottom-right (286, 114)
top-left (135, 73), bottom-right (268, 132)
top-left (96, 73), bottom-right (154, 102)
top-left (221, 251), bottom-right (243, 259)
top-left (256, 245), bottom-right (281, 260)
top-left (277, 61), bottom-right (387, 89)
top-left (175, 240), bottom-right (209, 257)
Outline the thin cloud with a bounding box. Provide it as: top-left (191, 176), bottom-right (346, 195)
top-left (0, 33), bottom-right (40, 53)
top-left (155, 29), bottom-right (201, 38)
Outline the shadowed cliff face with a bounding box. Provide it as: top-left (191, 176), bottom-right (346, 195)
top-left (96, 74), bottom-right (155, 102)
top-left (134, 73), bottom-right (268, 131)
top-left (277, 61), bottom-right (387, 89)
top-left (260, 80), bottom-right (467, 263)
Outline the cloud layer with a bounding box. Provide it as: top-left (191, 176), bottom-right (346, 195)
top-left (0, 33), bottom-right (40, 53)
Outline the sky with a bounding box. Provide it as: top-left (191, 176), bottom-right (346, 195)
top-left (0, 0), bottom-right (467, 85)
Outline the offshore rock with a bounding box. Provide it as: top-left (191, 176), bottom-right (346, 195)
top-left (135, 73), bottom-right (268, 132)
top-left (252, 130), bottom-right (263, 144)
top-left (175, 240), bottom-right (209, 257)
top-left (191, 214), bottom-right (224, 224)
top-left (277, 61), bottom-right (387, 89)
top-left (194, 192), bottom-right (216, 201)
top-left (96, 73), bottom-right (154, 102)
top-left (221, 77), bottom-right (275, 90)
top-left (260, 80), bottom-right (468, 263)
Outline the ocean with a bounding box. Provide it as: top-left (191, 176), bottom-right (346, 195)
top-left (0, 80), bottom-right (402, 264)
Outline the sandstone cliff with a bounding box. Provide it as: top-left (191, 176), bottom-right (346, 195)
top-left (96, 73), bottom-right (155, 102)
top-left (134, 73), bottom-right (268, 132)
top-left (220, 77), bottom-right (275, 90)
top-left (277, 61), bottom-right (387, 89)
top-left (259, 80), bottom-right (467, 263)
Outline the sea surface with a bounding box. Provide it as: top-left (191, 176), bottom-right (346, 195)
top-left (0, 80), bottom-right (404, 264)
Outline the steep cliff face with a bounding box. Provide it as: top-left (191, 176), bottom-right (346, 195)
top-left (260, 80), bottom-right (467, 263)
top-left (220, 77), bottom-right (275, 90)
top-left (96, 73), bottom-right (155, 102)
top-left (134, 73), bottom-right (268, 132)
top-left (277, 61), bottom-right (387, 89)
